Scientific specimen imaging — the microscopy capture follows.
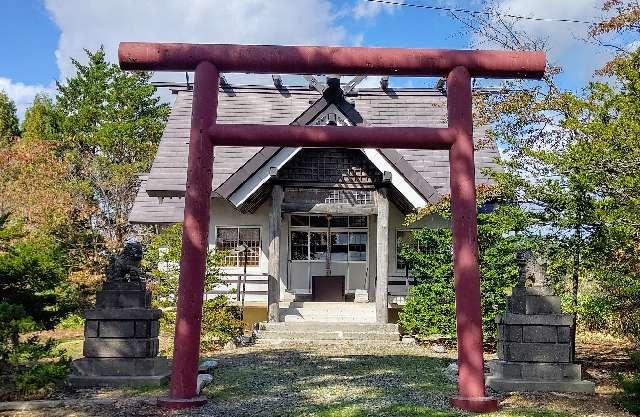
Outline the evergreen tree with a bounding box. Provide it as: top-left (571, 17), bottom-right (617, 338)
top-left (0, 91), bottom-right (19, 145)
top-left (55, 47), bottom-right (170, 247)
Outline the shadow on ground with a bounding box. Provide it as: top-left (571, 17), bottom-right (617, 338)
top-left (201, 347), bottom-right (456, 417)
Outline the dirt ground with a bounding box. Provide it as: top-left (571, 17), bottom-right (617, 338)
top-left (0, 332), bottom-right (635, 417)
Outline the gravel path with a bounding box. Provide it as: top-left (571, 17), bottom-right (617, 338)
top-left (192, 342), bottom-right (456, 417)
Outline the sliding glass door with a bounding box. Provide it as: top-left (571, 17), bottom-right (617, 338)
top-left (288, 215), bottom-right (368, 294)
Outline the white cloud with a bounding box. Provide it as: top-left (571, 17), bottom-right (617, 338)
top-left (352, 0), bottom-right (398, 19)
top-left (476, 0), bottom-right (614, 85)
top-left (0, 77), bottom-right (55, 120)
top-left (44, 0), bottom-right (349, 88)
top-left (353, 33), bottom-right (365, 47)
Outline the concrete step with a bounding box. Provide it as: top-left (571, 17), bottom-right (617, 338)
top-left (254, 322), bottom-right (400, 344)
top-left (279, 302), bottom-right (377, 323)
top-left (281, 314), bottom-right (377, 323)
top-left (284, 302), bottom-right (376, 308)
top-left (258, 322), bottom-right (399, 332)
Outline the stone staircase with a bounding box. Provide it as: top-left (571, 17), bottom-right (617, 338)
top-left (253, 302), bottom-right (400, 344)
top-left (254, 322), bottom-right (400, 344)
top-left (280, 301), bottom-right (377, 323)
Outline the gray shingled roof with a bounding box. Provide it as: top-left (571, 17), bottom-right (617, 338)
top-left (129, 175), bottom-right (184, 224)
top-left (130, 85), bottom-right (500, 224)
top-left (353, 89), bottom-right (499, 192)
top-left (145, 86), bottom-right (317, 197)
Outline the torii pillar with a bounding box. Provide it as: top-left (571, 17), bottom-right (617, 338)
top-left (119, 42), bottom-right (545, 413)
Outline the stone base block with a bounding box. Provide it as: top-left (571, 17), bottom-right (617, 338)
top-left (68, 374), bottom-right (169, 388)
top-left (486, 376), bottom-right (595, 393)
top-left (496, 313), bottom-right (574, 326)
top-left (84, 319), bottom-right (160, 339)
top-left (84, 308), bottom-right (161, 321)
top-left (489, 361), bottom-right (582, 381)
top-left (498, 342), bottom-right (572, 363)
top-left (96, 290), bottom-right (151, 309)
top-left (83, 338), bottom-right (159, 358)
top-left (512, 286), bottom-right (554, 297)
top-left (508, 294), bottom-right (561, 314)
top-left (71, 356), bottom-right (169, 377)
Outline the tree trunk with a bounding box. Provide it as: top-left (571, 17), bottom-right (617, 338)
top-left (570, 224), bottom-right (582, 362)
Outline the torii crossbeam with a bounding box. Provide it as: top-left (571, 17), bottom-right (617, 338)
top-left (119, 42), bottom-right (545, 413)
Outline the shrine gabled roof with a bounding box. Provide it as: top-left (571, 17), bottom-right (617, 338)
top-left (144, 85), bottom-right (499, 197)
top-left (129, 84), bottom-right (500, 224)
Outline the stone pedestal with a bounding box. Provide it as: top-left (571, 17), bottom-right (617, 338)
top-left (69, 280), bottom-right (169, 387)
top-left (486, 252), bottom-right (594, 393)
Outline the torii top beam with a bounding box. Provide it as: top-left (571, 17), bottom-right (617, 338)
top-left (118, 43), bottom-right (545, 79)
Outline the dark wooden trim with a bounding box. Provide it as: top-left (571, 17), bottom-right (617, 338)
top-left (278, 182), bottom-right (376, 189)
top-left (291, 96), bottom-right (329, 126)
top-left (215, 146), bottom-right (281, 199)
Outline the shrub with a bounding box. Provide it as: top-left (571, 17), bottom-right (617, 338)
top-left (575, 292), bottom-right (615, 332)
top-left (201, 296), bottom-right (244, 350)
top-left (0, 215), bottom-right (72, 400)
top-left (398, 193), bottom-right (534, 342)
top-left (0, 303), bottom-right (70, 400)
top-left (56, 313), bottom-right (85, 330)
top-left (0, 240), bottom-right (67, 329)
top-left (397, 229), bottom-right (456, 338)
top-left (615, 352), bottom-right (640, 416)
top-left (143, 224), bottom-right (242, 351)
top-left (158, 296), bottom-right (243, 351)
top-left (10, 337), bottom-right (70, 400)
top-left (400, 282), bottom-right (456, 338)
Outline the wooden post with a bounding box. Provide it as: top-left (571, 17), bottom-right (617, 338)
top-left (375, 188), bottom-right (389, 323)
top-left (268, 184), bottom-right (283, 322)
top-left (158, 61), bottom-right (218, 409)
top-left (447, 66), bottom-right (497, 412)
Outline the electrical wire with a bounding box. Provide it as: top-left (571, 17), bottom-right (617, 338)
top-left (361, 0), bottom-right (602, 26)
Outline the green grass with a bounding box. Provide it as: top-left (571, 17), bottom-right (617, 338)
top-left (56, 335), bottom-right (83, 359)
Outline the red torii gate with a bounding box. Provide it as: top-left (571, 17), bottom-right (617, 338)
top-left (119, 42), bottom-right (545, 413)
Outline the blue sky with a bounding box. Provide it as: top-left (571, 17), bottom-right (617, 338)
top-left (0, 0), bottom-right (622, 118)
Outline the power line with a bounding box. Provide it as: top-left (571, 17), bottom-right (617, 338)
top-left (361, 0), bottom-right (601, 26)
